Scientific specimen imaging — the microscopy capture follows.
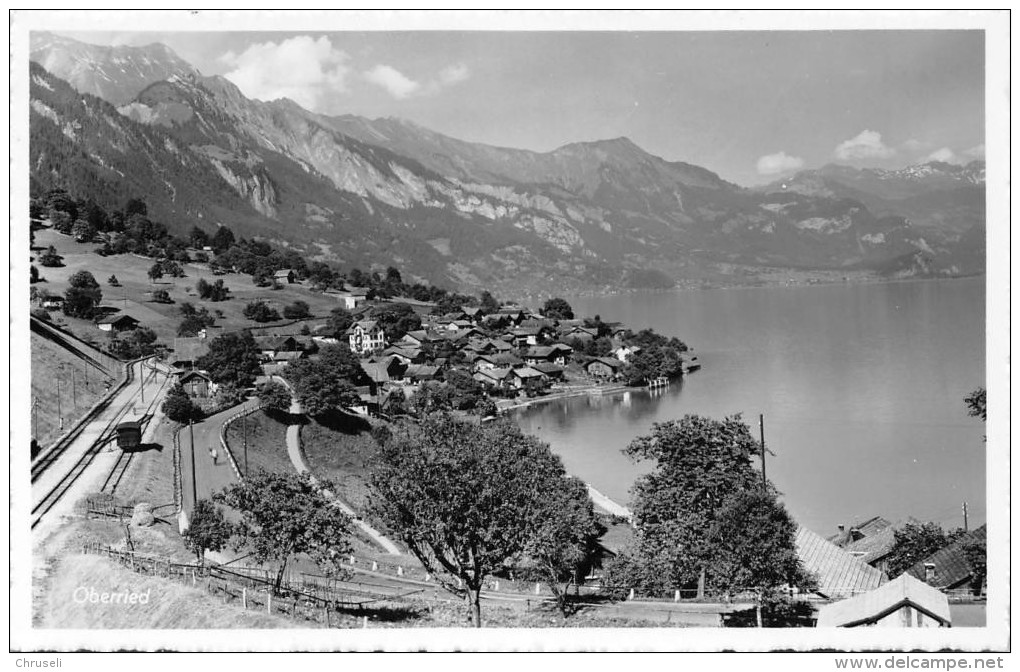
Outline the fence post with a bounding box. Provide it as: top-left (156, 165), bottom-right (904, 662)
top-left (628, 588), bottom-right (635, 601)
top-left (371, 561), bottom-right (378, 571)
top-left (362, 615), bottom-right (368, 629)
top-left (349, 555), bottom-right (356, 566)
top-left (268, 593), bottom-right (272, 614)
top-left (535, 583), bottom-right (541, 595)
top-left (192, 568), bottom-right (196, 585)
top-left (242, 587), bottom-right (247, 609)
top-left (674, 590), bottom-right (681, 602)
top-left (493, 580), bottom-right (499, 592)
top-left (397, 566), bottom-right (403, 577)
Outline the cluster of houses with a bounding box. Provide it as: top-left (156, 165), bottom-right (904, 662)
top-left (165, 299), bottom-right (691, 416)
top-left (792, 518), bottom-right (987, 628)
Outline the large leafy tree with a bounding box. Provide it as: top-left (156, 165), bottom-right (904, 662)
top-left (216, 470), bottom-right (354, 594)
top-left (516, 475), bottom-right (606, 616)
top-left (371, 416), bottom-right (603, 627)
top-left (886, 522), bottom-right (950, 579)
top-left (256, 380), bottom-right (292, 413)
top-left (284, 356), bottom-right (360, 417)
top-left (616, 414), bottom-right (790, 596)
top-left (161, 384), bottom-right (202, 423)
top-left (369, 303), bottom-right (421, 342)
top-left (63, 270), bottom-right (103, 319)
top-left (542, 297), bottom-right (574, 320)
top-left (197, 331), bottom-right (262, 388)
top-left (183, 499), bottom-right (233, 565)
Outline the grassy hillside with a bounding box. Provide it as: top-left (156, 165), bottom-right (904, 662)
top-left (30, 331), bottom-right (119, 447)
top-left (32, 227), bottom-right (350, 348)
top-left (301, 411), bottom-right (382, 514)
top-left (222, 410), bottom-right (292, 476)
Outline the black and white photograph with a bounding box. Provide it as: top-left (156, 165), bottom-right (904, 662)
top-left (9, 9), bottom-right (1010, 660)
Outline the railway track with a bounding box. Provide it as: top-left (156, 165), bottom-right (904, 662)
top-left (31, 359), bottom-right (171, 529)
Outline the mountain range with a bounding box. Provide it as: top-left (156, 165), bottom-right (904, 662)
top-left (27, 32), bottom-right (985, 296)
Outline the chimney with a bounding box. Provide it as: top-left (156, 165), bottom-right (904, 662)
top-left (924, 563), bottom-right (936, 583)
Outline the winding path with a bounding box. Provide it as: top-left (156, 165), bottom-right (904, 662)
top-left (272, 377), bottom-right (402, 556)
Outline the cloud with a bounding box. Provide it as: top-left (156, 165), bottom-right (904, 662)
top-left (438, 63), bottom-right (470, 86)
top-left (363, 64), bottom-right (422, 99)
top-left (834, 130), bottom-right (896, 161)
top-left (364, 62), bottom-right (470, 99)
top-left (221, 36), bottom-right (349, 111)
top-left (963, 144), bottom-right (985, 159)
top-left (902, 138), bottom-right (930, 153)
top-left (756, 151), bottom-right (805, 176)
top-left (925, 147), bottom-right (956, 163)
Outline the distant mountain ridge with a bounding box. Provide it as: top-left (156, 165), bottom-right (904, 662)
top-left (27, 32), bottom-right (985, 295)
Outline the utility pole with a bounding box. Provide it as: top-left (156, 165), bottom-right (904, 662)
top-left (759, 413), bottom-right (767, 489)
top-left (962, 502), bottom-right (969, 532)
top-left (243, 408), bottom-right (248, 478)
top-left (139, 361), bottom-right (145, 404)
top-left (189, 419), bottom-right (198, 510)
top-left (56, 372), bottom-right (63, 431)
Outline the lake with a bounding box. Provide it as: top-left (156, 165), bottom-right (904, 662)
top-left (512, 278), bottom-right (986, 536)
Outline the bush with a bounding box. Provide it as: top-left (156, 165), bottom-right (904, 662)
top-left (282, 301), bottom-right (311, 320)
top-left (162, 385), bottom-right (202, 423)
top-left (39, 246), bottom-right (63, 267)
top-left (151, 289), bottom-right (174, 304)
top-left (107, 275), bottom-right (121, 287)
top-left (243, 300), bottom-right (281, 323)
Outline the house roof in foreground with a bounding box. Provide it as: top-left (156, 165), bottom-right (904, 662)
top-left (815, 572), bottom-right (951, 627)
top-left (795, 527), bottom-right (887, 599)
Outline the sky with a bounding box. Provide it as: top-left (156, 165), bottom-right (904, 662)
top-left (53, 28), bottom-right (986, 187)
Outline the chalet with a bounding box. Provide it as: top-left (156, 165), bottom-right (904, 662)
top-left (444, 327), bottom-right (485, 345)
top-left (585, 357), bottom-right (624, 380)
top-left (473, 367), bottom-right (512, 390)
top-left (274, 269), bottom-right (297, 284)
top-left (468, 338), bottom-right (513, 355)
top-left (271, 351), bottom-right (304, 367)
top-left (511, 326), bottom-right (549, 348)
top-left (177, 369), bottom-right (215, 398)
top-left (399, 330), bottom-right (435, 348)
top-left (508, 366), bottom-right (548, 391)
top-left (327, 288), bottom-right (368, 310)
top-left (41, 295), bottom-right (64, 310)
top-left (445, 320), bottom-right (475, 332)
top-left (524, 344), bottom-right (573, 366)
top-left (795, 527), bottom-right (887, 599)
top-left (471, 353), bottom-right (502, 372)
top-left (171, 337), bottom-right (210, 370)
top-left (815, 573), bottom-right (951, 628)
top-left (564, 325), bottom-right (598, 343)
top-left (403, 364), bottom-right (441, 383)
top-left (460, 306), bottom-right (482, 321)
top-left (532, 362), bottom-right (566, 381)
top-left (311, 335), bottom-right (341, 348)
top-left (383, 345), bottom-right (426, 365)
top-left (96, 314), bottom-right (140, 332)
top-left (612, 344), bottom-right (642, 363)
top-left (348, 320), bottom-right (386, 354)
top-left (360, 357), bottom-right (407, 386)
top-left (907, 525), bottom-right (987, 593)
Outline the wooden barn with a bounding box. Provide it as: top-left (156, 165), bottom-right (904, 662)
top-left (816, 573), bottom-right (952, 628)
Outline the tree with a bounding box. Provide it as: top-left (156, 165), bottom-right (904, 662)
top-left (151, 289), bottom-right (173, 304)
top-left (704, 490), bottom-right (813, 620)
top-left (243, 300), bottom-right (280, 323)
top-left (162, 384), bottom-right (202, 423)
top-left (282, 300), bottom-right (311, 320)
top-left (961, 537), bottom-right (987, 595)
top-left (516, 475), bottom-right (606, 616)
top-left (886, 522), bottom-right (950, 579)
top-left (285, 356), bottom-right (361, 417)
top-left (39, 245), bottom-right (63, 267)
top-left (965, 387), bottom-right (986, 422)
top-left (31, 265), bottom-right (41, 283)
top-left (63, 270), bottom-right (103, 319)
top-left (197, 331), bottom-right (262, 388)
top-left (542, 297), bottom-right (575, 320)
top-left (148, 262), bottom-right (164, 284)
top-left (614, 414), bottom-right (785, 597)
top-left (160, 259), bottom-right (186, 278)
top-left (188, 225), bottom-right (210, 249)
top-left (479, 290), bottom-right (500, 315)
top-left (369, 302), bottom-right (421, 342)
top-left (49, 208), bottom-right (73, 234)
top-left (124, 197), bottom-right (148, 218)
top-left (256, 381), bottom-right (292, 413)
top-left (371, 416), bottom-right (599, 627)
top-left (197, 278), bottom-right (230, 301)
top-left (326, 306), bottom-right (354, 337)
top-left (182, 499), bottom-right (233, 565)
top-left (72, 218), bottom-right (96, 243)
top-left (216, 470), bottom-right (354, 595)
top-left (107, 275), bottom-right (120, 287)
top-left (177, 303), bottom-right (215, 336)
top-left (210, 226), bottom-right (235, 254)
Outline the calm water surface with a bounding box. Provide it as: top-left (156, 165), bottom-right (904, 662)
top-left (512, 278), bottom-right (986, 535)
